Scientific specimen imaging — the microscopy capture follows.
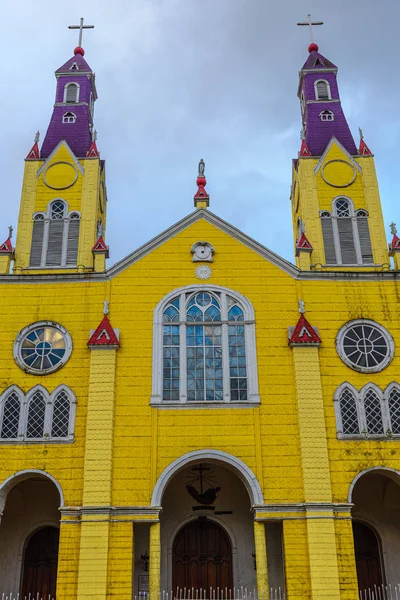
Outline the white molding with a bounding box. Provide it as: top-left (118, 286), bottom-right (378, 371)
top-left (151, 285), bottom-right (259, 406)
top-left (63, 81), bottom-right (80, 103)
top-left (14, 320), bottom-right (73, 376)
top-left (348, 466), bottom-right (400, 503)
top-left (336, 319), bottom-right (394, 374)
top-left (0, 469), bottom-right (65, 512)
top-left (37, 140), bottom-right (84, 177)
top-left (314, 137), bottom-right (362, 176)
top-left (314, 79), bottom-right (332, 100)
top-left (151, 449), bottom-right (264, 507)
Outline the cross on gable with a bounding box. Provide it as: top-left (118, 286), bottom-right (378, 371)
top-left (68, 17), bottom-right (95, 48)
top-left (297, 14), bottom-right (324, 43)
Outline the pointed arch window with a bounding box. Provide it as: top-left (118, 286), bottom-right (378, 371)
top-left (64, 82), bottom-right (79, 103)
top-left (29, 201), bottom-right (81, 268)
top-left (62, 112), bottom-right (77, 124)
top-left (320, 198), bottom-right (374, 265)
top-left (335, 383), bottom-right (400, 439)
top-left (152, 286), bottom-right (260, 406)
top-left (0, 385), bottom-right (76, 442)
top-left (315, 79), bottom-right (331, 100)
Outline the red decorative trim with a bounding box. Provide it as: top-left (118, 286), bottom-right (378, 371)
top-left (194, 175), bottom-right (210, 205)
top-left (87, 315), bottom-right (119, 348)
top-left (359, 139), bottom-right (372, 156)
top-left (92, 236), bottom-right (109, 257)
top-left (26, 142), bottom-right (40, 160)
top-left (299, 139), bottom-right (312, 157)
top-left (296, 232), bottom-right (313, 256)
top-left (289, 314), bottom-right (321, 346)
top-left (390, 233), bottom-right (400, 254)
top-left (87, 141), bottom-right (100, 158)
top-left (0, 238), bottom-right (13, 254)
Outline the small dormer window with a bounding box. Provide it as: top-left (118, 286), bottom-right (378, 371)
top-left (64, 83), bottom-right (79, 103)
top-left (315, 80), bottom-right (331, 100)
top-left (320, 110), bottom-right (334, 122)
top-left (69, 62), bottom-right (79, 71)
top-left (62, 112), bottom-right (77, 124)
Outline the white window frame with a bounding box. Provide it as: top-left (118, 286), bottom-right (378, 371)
top-left (314, 79), bottom-right (332, 100)
top-left (320, 110), bottom-right (335, 121)
top-left (334, 382), bottom-right (400, 440)
top-left (336, 319), bottom-right (394, 374)
top-left (151, 285), bottom-right (260, 408)
top-left (31, 200), bottom-right (81, 268)
top-left (320, 197), bottom-right (373, 266)
top-left (63, 82), bottom-right (80, 103)
top-left (62, 112), bottom-right (77, 124)
top-left (14, 320), bottom-right (73, 375)
top-left (0, 385), bottom-right (76, 443)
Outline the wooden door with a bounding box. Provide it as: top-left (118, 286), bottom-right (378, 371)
top-left (173, 518), bottom-right (233, 596)
top-left (21, 526), bottom-right (59, 599)
top-left (353, 521), bottom-right (384, 592)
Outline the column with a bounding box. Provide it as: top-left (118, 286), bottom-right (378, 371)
top-left (77, 317), bottom-right (120, 599)
top-left (107, 521), bottom-right (134, 599)
top-left (290, 319), bottom-right (341, 600)
top-left (253, 520), bottom-right (268, 599)
top-left (149, 521), bottom-right (161, 600)
top-left (282, 519), bottom-right (310, 600)
top-left (334, 517), bottom-right (359, 600)
top-left (56, 516), bottom-right (81, 600)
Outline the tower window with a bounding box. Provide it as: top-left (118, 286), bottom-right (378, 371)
top-left (320, 110), bottom-right (334, 122)
top-left (320, 198), bottom-right (374, 265)
top-left (69, 62), bottom-right (79, 71)
top-left (64, 82), bottom-right (79, 103)
top-left (29, 201), bottom-right (81, 268)
top-left (315, 80), bottom-right (331, 100)
top-left (62, 112), bottom-right (77, 124)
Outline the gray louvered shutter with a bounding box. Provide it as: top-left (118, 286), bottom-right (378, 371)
top-left (321, 218), bottom-right (336, 264)
top-left (66, 84), bottom-right (78, 102)
top-left (29, 220), bottom-right (44, 267)
top-left (357, 218), bottom-right (373, 264)
top-left (337, 218), bottom-right (357, 264)
top-left (46, 220), bottom-right (64, 266)
top-left (66, 219), bottom-right (80, 265)
top-left (316, 81), bottom-right (329, 100)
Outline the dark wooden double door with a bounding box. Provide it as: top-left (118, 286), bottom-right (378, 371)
top-left (21, 526), bottom-right (59, 599)
top-left (353, 521), bottom-right (383, 592)
top-left (173, 519), bottom-right (233, 594)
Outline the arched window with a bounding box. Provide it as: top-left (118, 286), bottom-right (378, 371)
top-left (0, 389), bottom-right (21, 439)
top-left (26, 390), bottom-right (46, 439)
top-left (320, 110), bottom-right (334, 122)
top-left (387, 385), bottom-right (400, 434)
top-left (51, 389), bottom-right (71, 438)
top-left (363, 388), bottom-right (384, 435)
top-left (62, 112), bottom-right (76, 124)
top-left (336, 386), bottom-right (360, 435)
top-left (152, 286), bottom-right (259, 405)
top-left (29, 202), bottom-right (81, 268)
top-left (315, 79), bottom-right (331, 100)
top-left (64, 83), bottom-right (79, 103)
top-left (320, 198), bottom-right (373, 265)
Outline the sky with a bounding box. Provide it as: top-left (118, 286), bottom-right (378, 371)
top-left (2, 0), bottom-right (400, 265)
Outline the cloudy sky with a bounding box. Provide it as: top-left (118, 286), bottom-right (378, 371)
top-left (2, 0), bottom-right (399, 264)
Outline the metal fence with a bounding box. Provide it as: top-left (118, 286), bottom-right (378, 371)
top-left (136, 590), bottom-right (285, 600)
top-left (359, 584), bottom-right (400, 600)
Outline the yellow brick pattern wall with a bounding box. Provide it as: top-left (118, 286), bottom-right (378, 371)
top-left (306, 512), bottom-right (341, 600)
top-left (57, 520), bottom-right (81, 600)
top-left (149, 521), bottom-right (161, 600)
top-left (107, 521), bottom-right (134, 598)
top-left (77, 518), bottom-right (110, 598)
top-left (253, 521), bottom-right (268, 594)
top-left (283, 519), bottom-right (311, 600)
top-left (334, 518), bottom-right (359, 600)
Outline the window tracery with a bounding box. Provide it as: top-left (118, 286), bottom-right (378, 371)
top-left (0, 386), bottom-right (76, 442)
top-left (152, 286), bottom-right (259, 406)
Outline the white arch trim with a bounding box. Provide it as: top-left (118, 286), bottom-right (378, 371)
top-left (151, 449), bottom-right (264, 507)
top-left (0, 469), bottom-right (65, 512)
top-left (348, 466), bottom-right (400, 503)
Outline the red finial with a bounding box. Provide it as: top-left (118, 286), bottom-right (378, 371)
top-left (74, 46), bottom-right (85, 56)
top-left (308, 42), bottom-right (319, 53)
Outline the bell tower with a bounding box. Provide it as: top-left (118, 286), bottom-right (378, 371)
top-left (11, 20), bottom-right (109, 276)
top-left (291, 29), bottom-right (389, 272)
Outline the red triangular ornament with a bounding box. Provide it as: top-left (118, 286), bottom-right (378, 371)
top-left (359, 139), bottom-right (372, 156)
top-left (296, 232), bottom-right (313, 256)
top-left (87, 141), bottom-right (100, 158)
top-left (0, 238), bottom-right (13, 253)
top-left (289, 314), bottom-right (321, 346)
top-left (26, 142), bottom-right (39, 160)
top-left (391, 233), bottom-right (400, 251)
top-left (92, 236), bottom-right (108, 252)
top-left (299, 139), bottom-right (311, 157)
top-left (87, 315), bottom-right (119, 348)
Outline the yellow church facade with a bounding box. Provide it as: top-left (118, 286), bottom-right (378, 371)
top-left (0, 36), bottom-right (399, 600)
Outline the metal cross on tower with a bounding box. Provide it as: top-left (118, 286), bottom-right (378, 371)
top-left (297, 14), bottom-right (324, 43)
top-left (68, 17), bottom-right (95, 47)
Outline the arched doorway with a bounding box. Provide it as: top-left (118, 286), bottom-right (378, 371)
top-left (353, 521), bottom-right (383, 592)
top-left (173, 518), bottom-right (233, 594)
top-left (21, 526), bottom-right (59, 598)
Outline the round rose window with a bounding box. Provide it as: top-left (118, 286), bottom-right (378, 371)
top-left (336, 320), bottom-right (394, 373)
top-left (14, 322), bottom-right (72, 375)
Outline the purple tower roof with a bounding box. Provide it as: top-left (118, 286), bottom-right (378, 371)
top-left (41, 49), bottom-right (97, 159)
top-left (298, 45), bottom-right (357, 156)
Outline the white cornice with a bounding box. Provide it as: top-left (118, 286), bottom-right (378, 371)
top-left (37, 140), bottom-right (84, 177)
top-left (314, 137), bottom-right (362, 175)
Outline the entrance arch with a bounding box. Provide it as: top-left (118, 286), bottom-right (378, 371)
top-left (173, 518), bottom-right (233, 594)
top-left (353, 521), bottom-right (383, 592)
top-left (21, 526), bottom-right (59, 599)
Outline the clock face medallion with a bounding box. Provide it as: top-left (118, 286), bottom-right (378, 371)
top-left (191, 241), bottom-right (214, 263)
top-left (195, 265), bottom-right (212, 280)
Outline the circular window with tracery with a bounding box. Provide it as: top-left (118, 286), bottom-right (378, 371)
top-left (336, 320), bottom-right (394, 373)
top-left (14, 322), bottom-right (72, 375)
